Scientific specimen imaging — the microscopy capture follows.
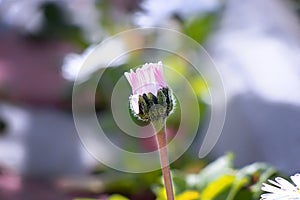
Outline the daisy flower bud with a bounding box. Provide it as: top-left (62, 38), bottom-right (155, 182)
top-left (124, 61), bottom-right (173, 122)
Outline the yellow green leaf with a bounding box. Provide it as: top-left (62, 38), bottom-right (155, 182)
top-left (201, 174), bottom-right (235, 200)
top-left (176, 190), bottom-right (200, 200)
top-left (108, 194), bottom-right (129, 200)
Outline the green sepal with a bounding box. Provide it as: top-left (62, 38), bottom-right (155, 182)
top-left (147, 92), bottom-right (156, 107)
top-left (136, 95), bottom-right (150, 121)
top-left (157, 89), bottom-right (167, 107)
top-left (131, 87), bottom-right (174, 122)
top-left (161, 87), bottom-right (173, 115)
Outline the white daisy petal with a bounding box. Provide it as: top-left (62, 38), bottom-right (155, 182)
top-left (262, 183), bottom-right (288, 194)
top-left (291, 174), bottom-right (300, 189)
top-left (275, 177), bottom-right (298, 192)
top-left (129, 95), bottom-right (140, 114)
top-left (261, 193), bottom-right (289, 199)
top-left (261, 173), bottom-right (300, 200)
top-left (268, 179), bottom-right (282, 188)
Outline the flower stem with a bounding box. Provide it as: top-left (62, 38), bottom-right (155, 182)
top-left (152, 119), bottom-right (174, 200)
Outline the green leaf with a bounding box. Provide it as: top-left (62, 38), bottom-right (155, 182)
top-left (228, 163), bottom-right (276, 200)
top-left (152, 170), bottom-right (187, 199)
top-left (176, 190), bottom-right (201, 200)
top-left (172, 170), bottom-right (189, 195)
top-left (184, 13), bottom-right (218, 44)
top-left (186, 153), bottom-right (234, 190)
top-left (201, 174), bottom-right (235, 200)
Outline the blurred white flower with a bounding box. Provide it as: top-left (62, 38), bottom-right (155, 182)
top-left (261, 174), bottom-right (300, 199)
top-left (61, 44), bottom-right (96, 82)
top-left (134, 0), bottom-right (221, 27)
top-left (62, 38), bottom-right (128, 82)
top-left (63, 0), bottom-right (102, 43)
top-left (0, 0), bottom-right (45, 33)
top-left (0, 0), bottom-right (102, 42)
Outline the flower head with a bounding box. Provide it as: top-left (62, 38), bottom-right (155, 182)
top-left (124, 61), bottom-right (173, 121)
top-left (261, 173), bottom-right (300, 200)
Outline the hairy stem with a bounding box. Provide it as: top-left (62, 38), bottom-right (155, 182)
top-left (153, 120), bottom-right (174, 200)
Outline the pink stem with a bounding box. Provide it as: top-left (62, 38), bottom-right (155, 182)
top-left (156, 128), bottom-right (174, 200)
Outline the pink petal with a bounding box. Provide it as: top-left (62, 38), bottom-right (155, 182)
top-left (153, 61), bottom-right (167, 87)
top-left (124, 61), bottom-right (167, 97)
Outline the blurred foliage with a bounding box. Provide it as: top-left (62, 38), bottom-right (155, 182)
top-left (28, 2), bottom-right (88, 47)
top-left (153, 154), bottom-right (276, 200)
top-left (75, 154), bottom-right (277, 200)
top-left (184, 13), bottom-right (219, 44)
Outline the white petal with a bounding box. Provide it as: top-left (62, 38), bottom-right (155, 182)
top-left (261, 193), bottom-right (291, 199)
top-left (268, 179), bottom-right (282, 188)
top-left (262, 183), bottom-right (287, 194)
top-left (275, 177), bottom-right (298, 191)
top-left (291, 174), bottom-right (300, 189)
top-left (129, 95), bottom-right (139, 114)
